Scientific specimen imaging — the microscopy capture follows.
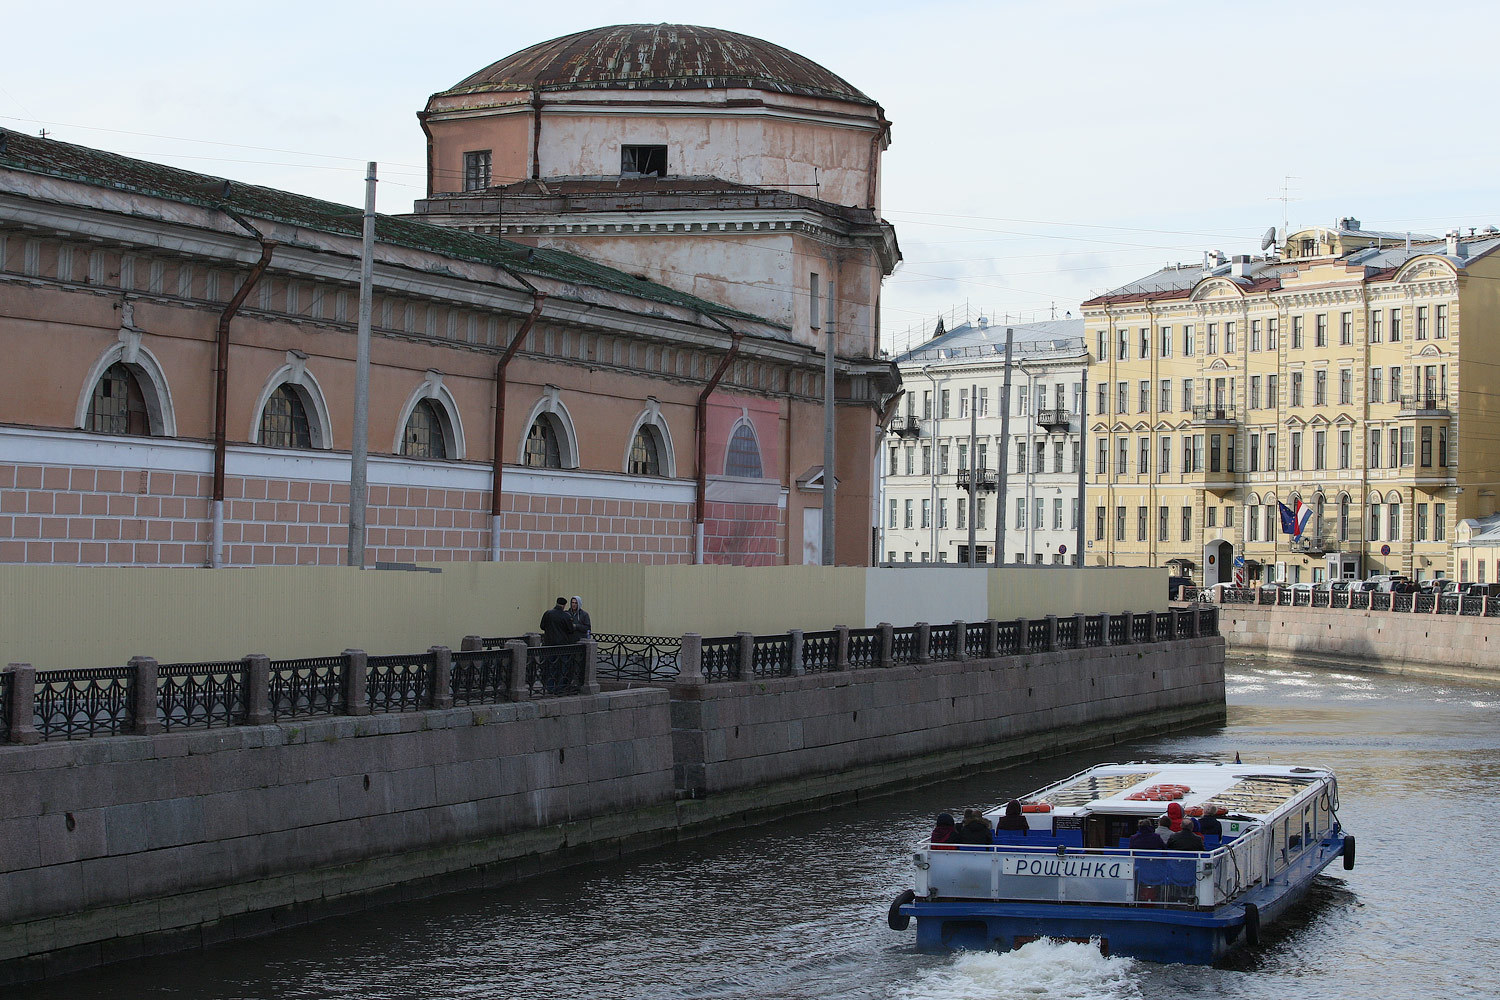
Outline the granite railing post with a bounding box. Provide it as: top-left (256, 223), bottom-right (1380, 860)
top-left (1045, 614), bottom-right (1059, 652)
top-left (5, 663), bottom-right (38, 744)
top-left (580, 639), bottom-right (600, 695)
top-left (1119, 611), bottom-right (1133, 644)
top-left (506, 640), bottom-right (530, 701)
top-left (243, 654), bottom-right (271, 726)
top-left (985, 619), bottom-right (999, 658)
top-left (677, 633), bottom-right (704, 686)
top-left (835, 625), bottom-right (850, 670)
top-left (1189, 607), bottom-right (1201, 638)
top-left (1072, 613), bottom-right (1086, 649)
top-left (342, 649), bottom-right (369, 716)
top-left (915, 623), bottom-right (931, 664)
top-left (788, 629), bottom-right (805, 675)
top-left (1098, 613), bottom-right (1111, 646)
top-left (736, 632), bottom-right (755, 680)
top-left (460, 635), bottom-right (483, 652)
top-left (878, 623), bottom-right (894, 669)
top-left (1016, 617), bottom-right (1030, 652)
top-left (126, 656), bottom-right (161, 735)
top-left (1170, 608), bottom-right (1182, 639)
top-left (952, 620), bottom-right (968, 661)
top-left (429, 645), bottom-right (454, 710)
top-left (525, 632), bottom-right (542, 647)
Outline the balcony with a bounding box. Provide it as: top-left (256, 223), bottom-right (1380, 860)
top-left (1181, 462), bottom-right (1239, 492)
top-left (955, 466), bottom-right (997, 493)
top-left (1037, 408), bottom-right (1072, 431)
top-left (889, 414), bottom-right (924, 439)
top-left (1398, 393), bottom-right (1450, 416)
top-left (1189, 404), bottom-right (1238, 426)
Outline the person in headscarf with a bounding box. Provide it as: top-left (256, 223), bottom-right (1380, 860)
top-left (568, 595), bottom-right (592, 639)
top-left (995, 799), bottom-right (1029, 834)
top-left (1166, 800), bottom-right (1186, 832)
top-left (930, 813), bottom-right (958, 847)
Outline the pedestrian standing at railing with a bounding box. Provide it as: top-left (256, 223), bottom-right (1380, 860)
top-left (540, 597), bottom-right (575, 646)
top-left (568, 596), bottom-right (592, 640)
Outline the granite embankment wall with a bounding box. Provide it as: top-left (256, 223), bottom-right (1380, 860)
top-left (1220, 603), bottom-right (1500, 681)
top-left (0, 632), bottom-right (1224, 983)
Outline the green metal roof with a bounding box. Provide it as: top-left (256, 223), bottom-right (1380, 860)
top-left (0, 127), bottom-right (770, 325)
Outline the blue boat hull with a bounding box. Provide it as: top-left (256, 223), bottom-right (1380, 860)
top-left (904, 831), bottom-right (1348, 964)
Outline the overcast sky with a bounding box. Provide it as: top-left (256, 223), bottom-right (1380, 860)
top-left (5, 1), bottom-right (1498, 354)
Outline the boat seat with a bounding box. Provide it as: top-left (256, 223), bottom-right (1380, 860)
top-left (1135, 857), bottom-right (1197, 887)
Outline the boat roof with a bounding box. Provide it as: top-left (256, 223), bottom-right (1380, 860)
top-left (992, 762), bottom-right (1331, 822)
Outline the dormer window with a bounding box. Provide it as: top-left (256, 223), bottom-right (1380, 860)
top-left (621, 145), bottom-right (667, 178)
top-left (1299, 237), bottom-right (1317, 257)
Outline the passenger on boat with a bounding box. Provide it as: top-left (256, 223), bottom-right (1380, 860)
top-left (957, 809), bottom-right (993, 844)
top-left (1155, 814), bottom-right (1174, 843)
top-left (994, 799), bottom-right (1028, 834)
top-left (930, 813), bottom-right (958, 847)
top-left (1198, 806), bottom-right (1223, 838)
top-left (1167, 818), bottom-right (1204, 852)
top-left (1166, 801), bottom-right (1186, 832)
top-left (1129, 817), bottom-right (1165, 850)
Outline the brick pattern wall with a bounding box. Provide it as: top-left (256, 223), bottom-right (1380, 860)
top-left (701, 500), bottom-right (783, 567)
top-left (0, 462), bottom-right (707, 566)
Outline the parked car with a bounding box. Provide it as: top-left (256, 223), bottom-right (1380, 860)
top-left (1420, 579), bottom-right (1458, 596)
top-left (1168, 576), bottom-right (1194, 600)
top-left (1460, 582), bottom-right (1498, 598)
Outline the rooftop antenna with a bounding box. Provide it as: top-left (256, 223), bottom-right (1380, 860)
top-left (1268, 175), bottom-right (1300, 236)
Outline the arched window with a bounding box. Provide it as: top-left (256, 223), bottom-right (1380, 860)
top-left (629, 426), bottom-right (662, 476)
top-left (87, 362), bottom-right (150, 435)
top-left (724, 422), bottom-right (763, 478)
top-left (402, 399), bottom-right (449, 459)
top-left (524, 417), bottom-right (562, 468)
top-left (1338, 494), bottom-right (1351, 541)
top-left (1387, 494), bottom-right (1402, 542)
top-left (259, 385), bottom-right (312, 449)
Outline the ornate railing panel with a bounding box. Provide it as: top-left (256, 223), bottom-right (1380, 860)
top-left (1056, 617), bottom-right (1079, 648)
top-left (1199, 606), bottom-right (1218, 633)
top-left (595, 633), bottom-right (681, 683)
top-left (1221, 588), bottom-right (1255, 605)
top-left (847, 629), bottom-right (880, 668)
top-left (1312, 590), bottom-right (1330, 608)
top-left (801, 630), bottom-right (839, 673)
top-left (1130, 614), bottom-right (1150, 643)
top-left (526, 644), bottom-right (585, 697)
top-left (963, 622), bottom-right (988, 657)
top-left (1082, 617), bottom-right (1102, 647)
top-left (751, 635), bottom-right (793, 677)
top-left (34, 666), bottom-right (134, 740)
top-left (1175, 613), bottom-right (1193, 639)
top-left (269, 656), bottom-right (345, 719)
top-left (927, 625), bottom-right (958, 662)
top-left (1106, 616), bottom-right (1126, 645)
top-left (1371, 592), bottom-right (1392, 611)
top-left (366, 653), bottom-right (434, 714)
top-left (700, 637), bottom-right (740, 681)
top-left (1331, 591), bottom-right (1350, 609)
top-left (1350, 591), bottom-right (1371, 610)
top-left (994, 621), bottom-right (1020, 654)
top-left (1178, 586), bottom-right (1199, 602)
top-left (1027, 620), bottom-right (1049, 649)
top-left (450, 649), bottom-right (511, 706)
top-left (1276, 589), bottom-right (1292, 606)
top-left (157, 660), bottom-right (245, 731)
top-left (1438, 595), bottom-right (1461, 615)
top-left (1392, 593), bottom-right (1413, 613)
top-left (1154, 612), bottom-right (1173, 641)
top-left (1413, 592), bottom-right (1434, 613)
top-left (1461, 596), bottom-right (1485, 617)
top-left (1486, 599), bottom-right (1500, 618)
top-left (480, 634), bottom-right (530, 649)
top-left (890, 627), bottom-right (918, 664)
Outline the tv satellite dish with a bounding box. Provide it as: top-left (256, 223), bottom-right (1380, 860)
top-left (1260, 226), bottom-right (1278, 251)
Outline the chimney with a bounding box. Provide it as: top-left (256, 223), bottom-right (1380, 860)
top-left (1231, 254), bottom-right (1252, 278)
top-left (1447, 230), bottom-right (1461, 257)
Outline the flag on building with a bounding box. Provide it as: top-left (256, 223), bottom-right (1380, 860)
top-left (1278, 501), bottom-right (1296, 535)
top-left (1279, 500), bottom-right (1312, 538)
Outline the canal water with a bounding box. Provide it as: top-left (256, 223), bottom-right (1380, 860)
top-left (18, 656), bottom-right (1500, 999)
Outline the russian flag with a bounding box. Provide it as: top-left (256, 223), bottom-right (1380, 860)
top-left (1293, 500), bottom-right (1313, 538)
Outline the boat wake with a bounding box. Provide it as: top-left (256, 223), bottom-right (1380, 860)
top-left (897, 939), bottom-right (1142, 1000)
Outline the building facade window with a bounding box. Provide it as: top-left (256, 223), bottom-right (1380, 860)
top-left (462, 150), bottom-right (492, 191)
top-left (260, 385), bottom-right (312, 449)
top-left (404, 399), bottom-right (450, 460)
top-left (725, 423), bottom-right (763, 477)
top-left (621, 144), bottom-right (668, 177)
top-left (87, 362), bottom-right (150, 435)
top-left (629, 427), bottom-right (662, 475)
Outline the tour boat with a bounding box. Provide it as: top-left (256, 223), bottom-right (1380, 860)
top-left (887, 762), bottom-right (1354, 964)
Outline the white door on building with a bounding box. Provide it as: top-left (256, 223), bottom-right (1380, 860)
top-left (803, 508), bottom-right (822, 565)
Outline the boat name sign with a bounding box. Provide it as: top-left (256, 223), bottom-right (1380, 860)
top-left (1003, 856), bottom-right (1134, 879)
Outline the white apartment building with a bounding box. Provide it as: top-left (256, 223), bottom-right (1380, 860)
top-left (881, 318), bottom-right (1087, 564)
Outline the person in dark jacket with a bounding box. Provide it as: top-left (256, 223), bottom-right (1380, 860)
top-left (1198, 806), bottom-right (1224, 838)
top-left (931, 813), bottom-right (958, 847)
top-left (540, 597), bottom-right (575, 646)
top-left (995, 799), bottom-right (1029, 834)
top-left (1129, 817), bottom-right (1165, 850)
top-left (1167, 818), bottom-right (1205, 851)
top-left (568, 596), bottom-right (592, 639)
top-left (958, 809), bottom-right (993, 844)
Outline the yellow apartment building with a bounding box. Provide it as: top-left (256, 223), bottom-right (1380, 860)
top-left (1082, 218), bottom-right (1500, 584)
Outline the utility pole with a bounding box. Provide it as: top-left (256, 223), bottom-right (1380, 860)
top-left (1076, 367), bottom-right (1087, 568)
top-left (994, 328), bottom-right (1015, 565)
top-left (966, 383), bottom-right (978, 565)
top-left (822, 278), bottom-right (836, 565)
top-left (347, 163), bottom-right (376, 568)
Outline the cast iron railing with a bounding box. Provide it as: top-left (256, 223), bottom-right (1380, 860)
top-left (450, 649), bottom-right (510, 706)
top-left (890, 627), bottom-right (918, 664)
top-left (751, 635), bottom-right (793, 677)
top-left (34, 666), bottom-right (133, 740)
top-left (1439, 595), bottom-right (1460, 615)
top-left (1107, 616), bottom-right (1126, 644)
top-left (928, 624), bottom-right (958, 662)
top-left (366, 653), bottom-right (434, 714)
top-left (847, 628), bottom-right (880, 668)
top-left (269, 656), bottom-right (346, 719)
top-left (802, 630), bottom-right (839, 673)
top-left (1461, 596), bottom-right (1485, 616)
top-left (996, 620), bottom-right (1022, 654)
top-left (1131, 614), bottom-right (1150, 643)
top-left (158, 660), bottom-right (246, 731)
top-left (1392, 593), bottom-right (1413, 613)
top-left (963, 622), bottom-right (988, 657)
top-left (595, 633), bottom-right (681, 682)
top-left (1056, 617), bottom-right (1078, 647)
top-left (1083, 617), bottom-right (1103, 647)
top-left (700, 637), bottom-right (740, 681)
top-left (1028, 620), bottom-right (1049, 649)
top-left (526, 644), bottom-right (585, 697)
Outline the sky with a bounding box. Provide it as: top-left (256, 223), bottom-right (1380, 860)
top-left (5, 1), bottom-right (1499, 355)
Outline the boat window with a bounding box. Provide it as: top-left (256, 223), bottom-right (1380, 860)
top-left (1303, 804), bottom-right (1314, 847)
top-left (1280, 817), bottom-right (1294, 865)
top-left (1214, 775), bottom-right (1317, 815)
top-left (1045, 771), bottom-right (1159, 808)
top-left (1316, 791), bottom-right (1331, 834)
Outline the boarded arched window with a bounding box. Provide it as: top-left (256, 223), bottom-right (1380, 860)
top-left (724, 422), bottom-right (763, 478)
top-left (259, 385), bottom-right (312, 449)
top-left (629, 426), bottom-right (662, 476)
top-left (402, 399), bottom-right (448, 459)
top-left (87, 362), bottom-right (150, 435)
top-left (524, 417), bottom-right (562, 468)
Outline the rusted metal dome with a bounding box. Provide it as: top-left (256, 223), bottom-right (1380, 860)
top-left (434, 23), bottom-right (873, 104)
